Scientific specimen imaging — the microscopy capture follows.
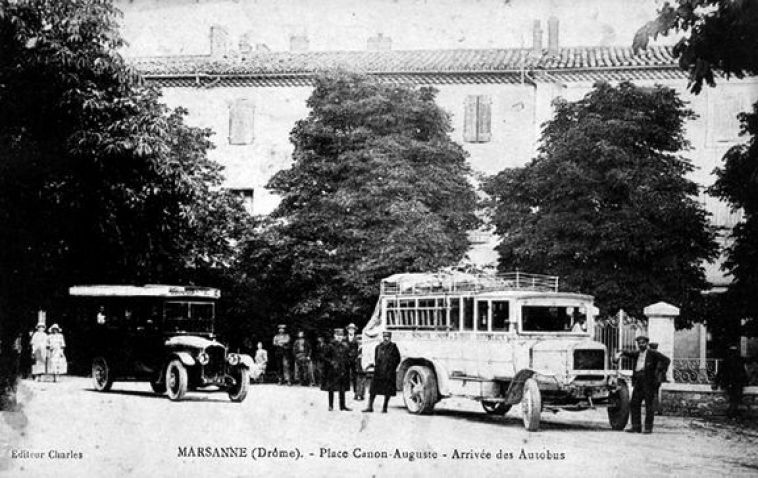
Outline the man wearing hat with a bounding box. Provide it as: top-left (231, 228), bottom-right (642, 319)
top-left (713, 345), bottom-right (748, 419)
top-left (345, 323), bottom-right (361, 399)
top-left (272, 325), bottom-right (292, 385)
top-left (321, 328), bottom-right (351, 411)
top-left (615, 335), bottom-right (670, 433)
top-left (364, 331), bottom-right (401, 413)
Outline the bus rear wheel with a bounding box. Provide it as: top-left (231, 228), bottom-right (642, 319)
top-left (402, 365), bottom-right (437, 415)
top-left (92, 357), bottom-right (113, 392)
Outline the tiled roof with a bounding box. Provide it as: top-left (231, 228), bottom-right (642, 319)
top-left (132, 45), bottom-right (680, 78)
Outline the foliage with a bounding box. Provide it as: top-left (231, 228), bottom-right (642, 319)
top-left (709, 101), bottom-right (758, 336)
top-left (483, 81), bottom-right (718, 320)
top-left (249, 71), bottom-right (478, 331)
top-left (634, 0), bottom-right (758, 93)
top-left (0, 0), bottom-right (248, 404)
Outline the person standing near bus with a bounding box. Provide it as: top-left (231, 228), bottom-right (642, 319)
top-left (321, 328), bottom-right (351, 411)
top-left (346, 323), bottom-right (360, 398)
top-left (364, 331), bottom-right (401, 413)
top-left (30, 324), bottom-right (48, 381)
top-left (292, 331), bottom-right (312, 386)
top-left (272, 325), bottom-right (292, 385)
top-left (46, 324), bottom-right (67, 382)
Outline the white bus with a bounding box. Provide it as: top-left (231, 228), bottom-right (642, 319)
top-left (361, 271), bottom-right (630, 431)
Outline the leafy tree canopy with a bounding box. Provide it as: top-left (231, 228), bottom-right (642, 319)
top-left (484, 81), bottom-right (718, 321)
top-left (634, 0), bottom-right (758, 93)
top-left (248, 71), bottom-right (478, 331)
top-left (0, 0), bottom-right (248, 393)
top-left (709, 101), bottom-right (758, 336)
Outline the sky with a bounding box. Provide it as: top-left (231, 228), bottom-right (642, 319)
top-left (115, 0), bottom-right (676, 57)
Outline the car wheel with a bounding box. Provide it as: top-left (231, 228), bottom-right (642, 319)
top-left (228, 367), bottom-right (250, 402)
top-left (607, 382), bottom-right (630, 430)
top-left (482, 401), bottom-right (511, 415)
top-left (92, 357), bottom-right (113, 392)
top-left (402, 365), bottom-right (437, 415)
top-left (166, 359), bottom-right (188, 401)
top-left (522, 377), bottom-right (542, 431)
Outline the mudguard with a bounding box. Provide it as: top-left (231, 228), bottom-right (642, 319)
top-left (430, 361), bottom-right (452, 397)
top-left (237, 354), bottom-right (254, 369)
top-left (172, 351), bottom-right (196, 368)
top-left (503, 369), bottom-right (538, 405)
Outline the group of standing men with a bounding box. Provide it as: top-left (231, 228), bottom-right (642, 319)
top-left (269, 323), bottom-right (401, 412)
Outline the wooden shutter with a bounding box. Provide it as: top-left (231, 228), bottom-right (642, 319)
top-left (463, 95), bottom-right (478, 142)
top-left (229, 99), bottom-right (255, 145)
top-left (477, 95), bottom-right (492, 142)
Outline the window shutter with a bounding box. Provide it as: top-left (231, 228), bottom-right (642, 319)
top-left (463, 96), bottom-right (478, 142)
top-left (477, 95), bottom-right (492, 142)
top-left (229, 99), bottom-right (255, 145)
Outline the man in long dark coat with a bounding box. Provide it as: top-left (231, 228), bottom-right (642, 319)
top-left (321, 328), bottom-right (351, 411)
top-left (615, 335), bottom-right (670, 434)
top-left (364, 331), bottom-right (401, 413)
top-left (714, 345), bottom-right (748, 419)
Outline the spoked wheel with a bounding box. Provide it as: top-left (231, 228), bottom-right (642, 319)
top-left (522, 377), bottom-right (542, 431)
top-left (92, 357), bottom-right (113, 392)
top-left (402, 365), bottom-right (437, 414)
top-left (607, 382), bottom-right (631, 430)
top-left (228, 367), bottom-right (250, 402)
top-left (166, 359), bottom-right (188, 401)
top-left (482, 401), bottom-right (512, 415)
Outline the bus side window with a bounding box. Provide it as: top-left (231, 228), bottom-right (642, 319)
top-left (463, 298), bottom-right (474, 331)
top-left (492, 301), bottom-right (510, 331)
top-left (386, 300), bottom-right (397, 327)
top-left (449, 298), bottom-right (460, 330)
top-left (477, 300), bottom-right (489, 331)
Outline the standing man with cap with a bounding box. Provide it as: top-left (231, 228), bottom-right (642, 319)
top-left (272, 325), bottom-right (292, 385)
top-left (615, 335), bottom-right (670, 433)
top-left (345, 323), bottom-right (360, 399)
top-left (322, 328), bottom-right (351, 411)
top-left (292, 330), bottom-right (312, 386)
top-left (364, 331), bottom-right (401, 413)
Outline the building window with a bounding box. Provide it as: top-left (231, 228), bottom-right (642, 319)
top-left (229, 99), bottom-right (255, 145)
top-left (229, 188), bottom-right (254, 214)
top-left (463, 95), bottom-right (492, 143)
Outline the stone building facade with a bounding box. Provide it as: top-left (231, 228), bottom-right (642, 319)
top-left (131, 20), bottom-right (758, 277)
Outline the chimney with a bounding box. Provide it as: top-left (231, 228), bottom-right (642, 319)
top-left (367, 33), bottom-right (392, 51)
top-left (290, 34), bottom-right (309, 52)
top-left (532, 20), bottom-right (542, 54)
top-left (210, 25), bottom-right (230, 59)
top-left (547, 16), bottom-right (559, 56)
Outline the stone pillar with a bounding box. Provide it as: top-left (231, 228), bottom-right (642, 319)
top-left (644, 302), bottom-right (678, 382)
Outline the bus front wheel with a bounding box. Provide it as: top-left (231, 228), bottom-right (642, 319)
top-left (402, 365), bottom-right (437, 415)
top-left (522, 378), bottom-right (542, 431)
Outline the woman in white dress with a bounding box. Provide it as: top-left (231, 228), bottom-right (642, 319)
top-left (253, 342), bottom-right (268, 383)
top-left (46, 324), bottom-right (68, 382)
top-left (30, 324), bottom-right (48, 380)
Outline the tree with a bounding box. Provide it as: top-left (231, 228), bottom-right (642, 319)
top-left (709, 101), bottom-right (758, 338)
top-left (634, 0), bottom-right (758, 93)
top-left (483, 81), bottom-right (718, 320)
top-left (252, 70), bottom-right (478, 331)
top-left (0, 0), bottom-right (247, 408)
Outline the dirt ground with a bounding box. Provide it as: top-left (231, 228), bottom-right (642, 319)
top-left (2, 377), bottom-right (757, 478)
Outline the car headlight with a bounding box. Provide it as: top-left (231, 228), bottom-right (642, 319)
top-left (227, 353), bottom-right (240, 366)
top-left (197, 352), bottom-right (210, 365)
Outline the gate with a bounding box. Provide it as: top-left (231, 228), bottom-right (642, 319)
top-left (594, 309), bottom-right (647, 370)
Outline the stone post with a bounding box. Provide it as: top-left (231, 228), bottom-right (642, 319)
top-left (644, 302), bottom-right (678, 382)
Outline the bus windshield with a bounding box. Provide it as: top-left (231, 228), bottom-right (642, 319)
top-left (522, 305), bottom-right (587, 333)
top-left (164, 301), bottom-right (215, 333)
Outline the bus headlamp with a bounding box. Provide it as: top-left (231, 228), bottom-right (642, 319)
top-left (197, 352), bottom-right (210, 365)
top-left (227, 353), bottom-right (240, 366)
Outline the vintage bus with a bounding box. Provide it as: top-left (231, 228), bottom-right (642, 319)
top-left (361, 271), bottom-right (630, 431)
top-left (69, 284), bottom-right (252, 402)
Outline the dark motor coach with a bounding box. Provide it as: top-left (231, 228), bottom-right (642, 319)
top-left (69, 285), bottom-right (251, 402)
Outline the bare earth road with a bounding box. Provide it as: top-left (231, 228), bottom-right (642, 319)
top-left (2, 377), bottom-right (757, 478)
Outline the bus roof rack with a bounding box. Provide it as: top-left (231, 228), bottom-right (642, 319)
top-left (380, 271), bottom-right (559, 295)
top-left (68, 284), bottom-right (220, 299)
